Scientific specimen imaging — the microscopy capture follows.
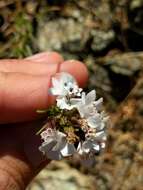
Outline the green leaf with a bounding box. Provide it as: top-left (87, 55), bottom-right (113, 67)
top-left (36, 123), bottom-right (48, 135)
top-left (36, 109), bottom-right (49, 114)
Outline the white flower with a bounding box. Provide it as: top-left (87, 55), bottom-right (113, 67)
top-left (87, 113), bottom-right (104, 129)
top-left (76, 132), bottom-right (106, 167)
top-left (78, 140), bottom-right (100, 155)
top-left (87, 111), bottom-right (109, 130)
top-left (56, 97), bottom-right (73, 110)
top-left (49, 72), bottom-right (82, 96)
top-left (38, 72), bottom-right (109, 166)
top-left (39, 128), bottom-right (76, 160)
top-left (56, 97), bottom-right (82, 110)
top-left (85, 128), bottom-right (107, 145)
top-left (81, 90), bottom-right (96, 105)
top-left (95, 131), bottom-right (107, 141)
top-left (64, 82), bottom-right (82, 96)
top-left (83, 124), bottom-right (107, 154)
top-left (77, 140), bottom-right (100, 167)
top-left (40, 128), bottom-right (53, 142)
top-left (60, 143), bottom-right (76, 157)
top-left (77, 90), bottom-right (103, 118)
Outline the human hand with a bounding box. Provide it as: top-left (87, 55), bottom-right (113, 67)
top-left (0, 52), bottom-right (88, 190)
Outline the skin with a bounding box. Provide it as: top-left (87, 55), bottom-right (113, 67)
top-left (0, 52), bottom-right (88, 190)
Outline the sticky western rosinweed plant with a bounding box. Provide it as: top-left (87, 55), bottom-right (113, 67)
top-left (37, 72), bottom-right (109, 167)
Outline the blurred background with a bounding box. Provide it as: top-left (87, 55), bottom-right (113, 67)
top-left (1, 0), bottom-right (143, 189)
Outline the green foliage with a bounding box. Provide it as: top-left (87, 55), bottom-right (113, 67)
top-left (0, 3), bottom-right (38, 58)
top-left (8, 12), bottom-right (35, 58)
top-left (37, 106), bottom-right (61, 115)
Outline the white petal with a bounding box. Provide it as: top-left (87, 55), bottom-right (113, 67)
top-left (77, 106), bottom-right (85, 118)
top-left (77, 142), bottom-right (83, 155)
top-left (52, 131), bottom-right (67, 151)
top-left (49, 87), bottom-right (64, 96)
top-left (85, 90), bottom-right (96, 105)
top-left (95, 131), bottom-right (107, 141)
top-left (70, 98), bottom-right (81, 106)
top-left (94, 98), bottom-right (103, 110)
top-left (40, 130), bottom-right (49, 141)
top-left (52, 78), bottom-right (59, 87)
top-left (101, 142), bottom-right (106, 149)
top-left (50, 78), bottom-right (62, 95)
top-left (87, 114), bottom-right (102, 128)
top-left (82, 141), bottom-right (93, 153)
top-left (103, 116), bottom-right (109, 123)
top-left (92, 143), bottom-right (100, 152)
top-left (39, 139), bottom-right (57, 154)
top-left (57, 98), bottom-right (68, 109)
top-left (39, 140), bottom-right (62, 160)
top-left (80, 92), bottom-right (85, 104)
top-left (39, 133), bottom-right (65, 160)
top-left (61, 72), bottom-right (76, 84)
top-left (87, 115), bottom-right (100, 129)
top-left (97, 122), bottom-right (105, 131)
top-left (56, 131), bottom-right (66, 138)
top-left (57, 98), bottom-right (74, 110)
top-left (77, 104), bottom-right (94, 118)
top-left (48, 87), bottom-right (57, 95)
top-left (49, 75), bottom-right (70, 96)
top-left (58, 73), bottom-right (77, 92)
top-left (61, 143), bottom-right (76, 157)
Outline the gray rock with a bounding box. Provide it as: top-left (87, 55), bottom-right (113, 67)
top-left (27, 161), bottom-right (94, 190)
top-left (91, 30), bottom-right (115, 52)
top-left (37, 18), bottom-right (89, 53)
top-left (130, 0), bottom-right (143, 10)
top-left (103, 53), bottom-right (142, 76)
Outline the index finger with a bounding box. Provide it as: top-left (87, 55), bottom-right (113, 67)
top-left (0, 60), bottom-right (88, 123)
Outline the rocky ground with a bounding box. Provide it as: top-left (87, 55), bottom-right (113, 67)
top-left (1, 0), bottom-right (143, 189)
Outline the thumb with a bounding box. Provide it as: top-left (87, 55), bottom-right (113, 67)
top-left (0, 60), bottom-right (88, 123)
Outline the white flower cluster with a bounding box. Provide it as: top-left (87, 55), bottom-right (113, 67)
top-left (39, 72), bottom-right (108, 166)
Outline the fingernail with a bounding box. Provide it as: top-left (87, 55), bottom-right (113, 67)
top-left (26, 52), bottom-right (64, 65)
